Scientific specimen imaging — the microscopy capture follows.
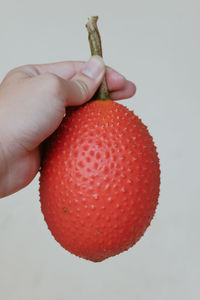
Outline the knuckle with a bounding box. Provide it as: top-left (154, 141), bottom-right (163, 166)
top-left (1, 68), bottom-right (21, 85)
top-left (4, 68), bottom-right (19, 79)
top-left (75, 79), bottom-right (89, 99)
top-left (3, 65), bottom-right (38, 83)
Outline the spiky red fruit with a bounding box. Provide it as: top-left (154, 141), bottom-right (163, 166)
top-left (39, 100), bottom-right (160, 262)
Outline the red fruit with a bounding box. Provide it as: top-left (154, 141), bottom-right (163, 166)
top-left (39, 100), bottom-right (160, 262)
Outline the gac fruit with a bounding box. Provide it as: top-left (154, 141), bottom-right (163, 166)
top-left (39, 100), bottom-right (160, 262)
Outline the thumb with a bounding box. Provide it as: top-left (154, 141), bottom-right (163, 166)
top-left (62, 55), bottom-right (105, 106)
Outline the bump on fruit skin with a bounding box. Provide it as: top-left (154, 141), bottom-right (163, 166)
top-left (39, 100), bottom-right (160, 262)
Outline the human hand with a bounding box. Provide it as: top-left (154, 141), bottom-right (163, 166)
top-left (0, 56), bottom-right (136, 198)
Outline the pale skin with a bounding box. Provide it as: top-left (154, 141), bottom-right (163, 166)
top-left (0, 56), bottom-right (136, 198)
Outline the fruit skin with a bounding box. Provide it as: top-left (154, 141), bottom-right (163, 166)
top-left (39, 100), bottom-right (160, 262)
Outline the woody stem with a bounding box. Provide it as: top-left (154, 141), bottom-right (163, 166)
top-left (86, 16), bottom-right (110, 100)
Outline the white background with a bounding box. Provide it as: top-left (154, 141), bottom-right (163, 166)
top-left (0, 0), bottom-right (199, 299)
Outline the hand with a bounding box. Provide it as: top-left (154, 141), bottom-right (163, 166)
top-left (0, 56), bottom-right (136, 198)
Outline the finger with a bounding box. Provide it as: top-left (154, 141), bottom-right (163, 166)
top-left (10, 58), bottom-right (135, 96)
top-left (105, 67), bottom-right (126, 91)
top-left (54, 56), bottom-right (106, 106)
top-left (110, 80), bottom-right (136, 100)
top-left (9, 59), bottom-right (136, 99)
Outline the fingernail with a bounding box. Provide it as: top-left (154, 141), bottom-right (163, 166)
top-left (81, 56), bottom-right (104, 80)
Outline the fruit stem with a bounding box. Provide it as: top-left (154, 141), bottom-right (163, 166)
top-left (86, 16), bottom-right (110, 100)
